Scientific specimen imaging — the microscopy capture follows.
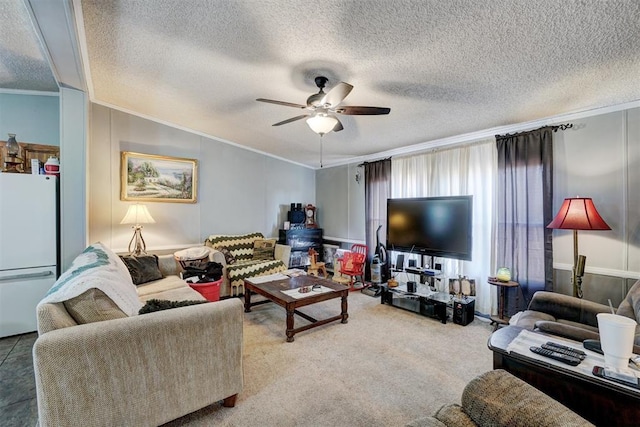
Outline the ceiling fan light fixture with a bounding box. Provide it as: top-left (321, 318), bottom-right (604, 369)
top-left (306, 114), bottom-right (338, 136)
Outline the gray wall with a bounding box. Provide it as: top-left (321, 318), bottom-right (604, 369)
top-left (318, 107), bottom-right (640, 307)
top-left (88, 105), bottom-right (314, 252)
top-left (0, 93), bottom-right (59, 145)
top-left (316, 163), bottom-right (365, 244)
top-left (552, 107), bottom-right (640, 305)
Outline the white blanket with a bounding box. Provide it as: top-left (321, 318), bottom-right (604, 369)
top-left (38, 242), bottom-right (142, 316)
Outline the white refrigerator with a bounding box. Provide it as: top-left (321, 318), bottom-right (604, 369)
top-left (0, 174), bottom-right (58, 337)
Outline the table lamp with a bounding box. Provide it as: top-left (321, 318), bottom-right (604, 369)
top-left (120, 204), bottom-right (155, 256)
top-left (547, 197), bottom-right (611, 298)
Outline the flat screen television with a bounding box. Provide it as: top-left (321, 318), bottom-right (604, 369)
top-left (386, 195), bottom-right (473, 261)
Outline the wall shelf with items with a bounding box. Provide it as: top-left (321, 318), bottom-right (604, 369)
top-left (278, 228), bottom-right (323, 268)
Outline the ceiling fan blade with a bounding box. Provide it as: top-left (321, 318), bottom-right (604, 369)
top-left (334, 106), bottom-right (391, 115)
top-left (333, 118), bottom-right (344, 132)
top-left (256, 98), bottom-right (307, 109)
top-left (320, 82), bottom-right (353, 108)
top-left (272, 114), bottom-right (309, 126)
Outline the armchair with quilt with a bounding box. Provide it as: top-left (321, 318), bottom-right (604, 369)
top-left (511, 279), bottom-right (640, 351)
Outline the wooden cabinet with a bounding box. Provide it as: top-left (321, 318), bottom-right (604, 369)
top-left (279, 228), bottom-right (323, 268)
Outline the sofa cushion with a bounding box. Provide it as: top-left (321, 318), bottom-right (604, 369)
top-left (63, 288), bottom-right (128, 324)
top-left (139, 285), bottom-right (205, 303)
top-left (513, 309), bottom-right (556, 330)
top-left (462, 369), bottom-right (591, 426)
top-left (136, 275), bottom-right (195, 297)
top-left (205, 232), bottom-right (264, 262)
top-left (120, 254), bottom-right (163, 285)
top-left (227, 259), bottom-right (287, 290)
top-left (433, 404), bottom-right (476, 427)
top-left (38, 242), bottom-right (142, 317)
top-left (253, 238), bottom-right (276, 260)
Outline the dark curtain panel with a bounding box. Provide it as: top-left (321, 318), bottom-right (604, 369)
top-left (364, 159), bottom-right (391, 280)
top-left (496, 127), bottom-right (553, 315)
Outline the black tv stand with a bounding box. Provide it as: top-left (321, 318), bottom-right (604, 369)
top-left (381, 283), bottom-right (476, 325)
top-left (381, 283), bottom-right (451, 323)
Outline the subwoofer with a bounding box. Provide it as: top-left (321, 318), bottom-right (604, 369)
top-left (453, 298), bottom-right (475, 326)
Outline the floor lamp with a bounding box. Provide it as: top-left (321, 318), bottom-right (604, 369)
top-left (547, 197), bottom-right (611, 298)
top-left (120, 204), bottom-right (156, 256)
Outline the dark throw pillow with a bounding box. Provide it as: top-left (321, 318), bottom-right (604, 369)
top-left (120, 254), bottom-right (163, 285)
top-left (139, 299), bottom-right (209, 314)
top-left (218, 246), bottom-right (236, 265)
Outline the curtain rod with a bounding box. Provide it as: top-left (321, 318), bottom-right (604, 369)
top-left (358, 157), bottom-right (391, 167)
top-left (496, 123), bottom-right (573, 139)
top-left (551, 123), bottom-right (573, 132)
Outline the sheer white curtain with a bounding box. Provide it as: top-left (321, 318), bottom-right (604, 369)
top-left (391, 140), bottom-right (497, 315)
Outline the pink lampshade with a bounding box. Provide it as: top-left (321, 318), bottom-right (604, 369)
top-left (547, 198), bottom-right (611, 230)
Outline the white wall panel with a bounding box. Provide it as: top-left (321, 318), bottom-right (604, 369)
top-left (627, 108), bottom-right (640, 273)
top-left (553, 108), bottom-right (639, 279)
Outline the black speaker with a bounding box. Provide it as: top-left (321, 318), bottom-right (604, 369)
top-left (453, 298), bottom-right (475, 326)
top-left (395, 254), bottom-right (405, 270)
top-left (434, 262), bottom-right (442, 271)
top-left (407, 281), bottom-right (416, 293)
top-left (408, 259), bottom-right (416, 268)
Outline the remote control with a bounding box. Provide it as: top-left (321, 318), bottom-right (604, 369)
top-left (529, 346), bottom-right (582, 366)
top-left (543, 343), bottom-right (586, 360)
top-left (546, 341), bottom-right (587, 357)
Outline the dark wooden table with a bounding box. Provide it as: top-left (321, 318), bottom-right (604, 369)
top-left (244, 275), bottom-right (348, 342)
top-left (487, 279), bottom-right (519, 329)
top-left (488, 325), bottom-right (640, 426)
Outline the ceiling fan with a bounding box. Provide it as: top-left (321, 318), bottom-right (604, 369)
top-left (256, 76), bottom-right (390, 136)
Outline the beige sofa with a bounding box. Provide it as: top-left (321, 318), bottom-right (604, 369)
top-left (408, 369), bottom-right (592, 427)
top-left (34, 244), bottom-right (243, 427)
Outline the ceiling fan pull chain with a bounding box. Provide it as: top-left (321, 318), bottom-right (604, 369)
top-left (320, 138), bottom-right (323, 168)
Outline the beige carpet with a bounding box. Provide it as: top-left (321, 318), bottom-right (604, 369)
top-left (164, 291), bottom-right (494, 426)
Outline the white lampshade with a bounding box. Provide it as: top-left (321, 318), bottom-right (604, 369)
top-left (120, 204), bottom-right (156, 225)
top-left (306, 114), bottom-right (338, 136)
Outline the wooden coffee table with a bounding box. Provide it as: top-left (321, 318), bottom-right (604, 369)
top-left (244, 275), bottom-right (349, 342)
top-left (488, 325), bottom-right (640, 426)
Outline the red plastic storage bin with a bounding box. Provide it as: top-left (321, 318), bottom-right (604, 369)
top-left (188, 278), bottom-right (222, 302)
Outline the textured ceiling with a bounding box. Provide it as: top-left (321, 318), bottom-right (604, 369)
top-left (4, 1), bottom-right (640, 168)
top-left (0, 1), bottom-right (58, 92)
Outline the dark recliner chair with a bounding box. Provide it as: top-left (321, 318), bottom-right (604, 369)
top-left (512, 279), bottom-right (640, 350)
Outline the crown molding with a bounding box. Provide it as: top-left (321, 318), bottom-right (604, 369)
top-left (319, 99), bottom-right (640, 169)
top-left (0, 88), bottom-right (59, 96)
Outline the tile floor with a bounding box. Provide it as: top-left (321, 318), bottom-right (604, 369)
top-left (0, 332), bottom-right (39, 427)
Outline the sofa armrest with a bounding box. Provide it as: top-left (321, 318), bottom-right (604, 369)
top-left (534, 320), bottom-right (601, 342)
top-left (206, 246), bottom-right (227, 266)
top-left (462, 370), bottom-right (592, 426)
top-left (528, 291), bottom-right (610, 327)
top-left (34, 299), bottom-right (244, 427)
top-left (275, 244), bottom-right (291, 266)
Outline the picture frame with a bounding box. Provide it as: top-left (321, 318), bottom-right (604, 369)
top-left (120, 151), bottom-right (198, 203)
top-left (323, 244), bottom-right (339, 271)
top-left (449, 277), bottom-right (476, 296)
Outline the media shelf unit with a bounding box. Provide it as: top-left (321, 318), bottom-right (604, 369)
top-left (278, 228), bottom-right (323, 268)
top-left (381, 282), bottom-right (475, 325)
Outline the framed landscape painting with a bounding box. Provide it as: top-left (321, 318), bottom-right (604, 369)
top-left (120, 151), bottom-right (198, 203)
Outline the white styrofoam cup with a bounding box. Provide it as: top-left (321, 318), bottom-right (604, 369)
top-left (597, 313), bottom-right (637, 369)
